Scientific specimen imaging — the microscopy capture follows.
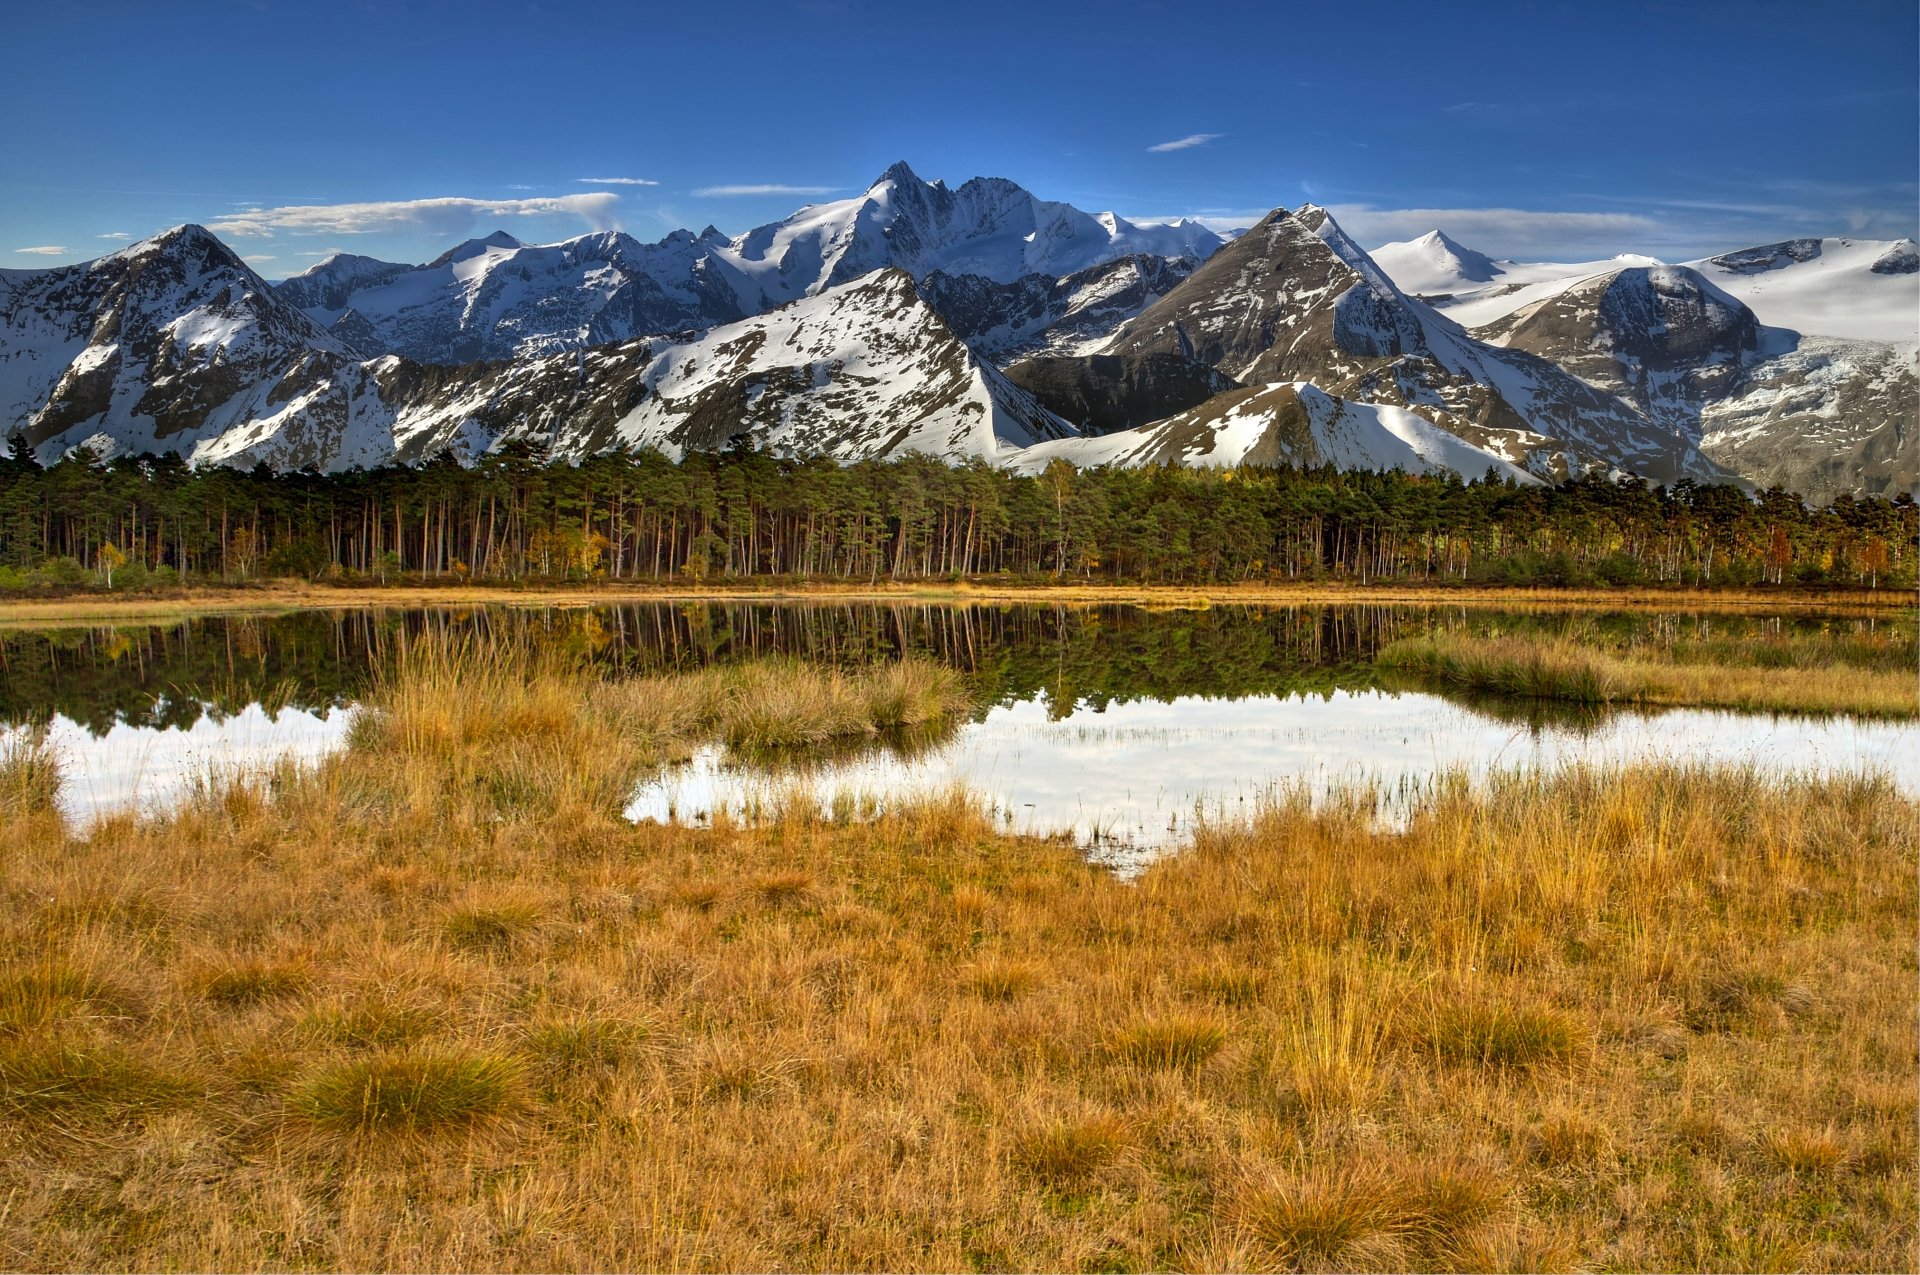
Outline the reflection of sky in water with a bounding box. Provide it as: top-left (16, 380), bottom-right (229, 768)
top-left (627, 690), bottom-right (1920, 873)
top-left (8, 689), bottom-right (1917, 864)
top-left (4, 706), bottom-right (353, 824)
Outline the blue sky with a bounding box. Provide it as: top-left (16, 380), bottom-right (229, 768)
top-left (4, 0), bottom-right (1913, 274)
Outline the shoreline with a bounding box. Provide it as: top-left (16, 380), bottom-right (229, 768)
top-left (0, 579), bottom-right (1913, 626)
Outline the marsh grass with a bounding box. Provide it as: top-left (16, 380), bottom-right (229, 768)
top-left (1379, 630), bottom-right (1918, 717)
top-left (287, 1048), bottom-right (524, 1144)
top-left (0, 729), bottom-right (61, 818)
top-left (0, 641), bottom-right (1911, 1270)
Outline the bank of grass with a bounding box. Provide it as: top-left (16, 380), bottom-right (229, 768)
top-left (1379, 629), bottom-right (1919, 717)
top-left (0, 577), bottom-right (1909, 629)
top-left (0, 648), bottom-right (1914, 1270)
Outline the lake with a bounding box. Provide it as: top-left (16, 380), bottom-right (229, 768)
top-left (5, 601), bottom-right (1915, 863)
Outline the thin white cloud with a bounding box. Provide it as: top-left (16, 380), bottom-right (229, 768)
top-left (577, 176), bottom-right (658, 186)
top-left (1327, 204), bottom-right (1661, 259)
top-left (1147, 133), bottom-right (1222, 153)
top-left (243, 255), bottom-right (276, 263)
top-left (205, 193), bottom-right (622, 238)
top-left (97, 231), bottom-right (132, 240)
top-left (693, 183), bottom-right (837, 197)
top-left (13, 245), bottom-right (67, 256)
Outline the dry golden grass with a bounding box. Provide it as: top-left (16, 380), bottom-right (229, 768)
top-left (0, 645), bottom-right (1913, 1270)
top-left (0, 578), bottom-right (1905, 631)
top-left (1380, 630), bottom-right (1919, 717)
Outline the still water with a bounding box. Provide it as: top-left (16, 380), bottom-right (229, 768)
top-left (5, 602), bottom-right (1915, 855)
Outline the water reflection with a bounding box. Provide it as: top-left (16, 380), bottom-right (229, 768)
top-left (5, 704), bottom-right (353, 824)
top-left (625, 689), bottom-right (1920, 874)
top-left (3, 602), bottom-right (1913, 840)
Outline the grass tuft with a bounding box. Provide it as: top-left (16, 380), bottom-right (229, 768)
top-left (287, 1048), bottom-right (523, 1141)
top-left (1424, 999), bottom-right (1591, 1071)
top-left (0, 730), bottom-right (62, 820)
top-left (1012, 1113), bottom-right (1130, 1187)
top-left (1110, 1014), bottom-right (1229, 1071)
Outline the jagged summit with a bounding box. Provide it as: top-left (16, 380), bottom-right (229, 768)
top-left (3, 172), bottom-right (1908, 501)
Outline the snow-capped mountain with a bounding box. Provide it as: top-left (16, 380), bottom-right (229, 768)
top-left (713, 161), bottom-right (1223, 306)
top-left (1480, 263), bottom-right (1915, 501)
top-left (7, 227), bottom-right (1068, 471)
top-left (270, 163), bottom-right (1224, 367)
top-left (1686, 237), bottom-right (1918, 349)
top-left (4, 191), bottom-right (1909, 501)
top-left (1366, 230), bottom-right (1507, 295)
top-left (1104, 204), bottom-right (1725, 483)
top-left (919, 254), bottom-right (1201, 360)
top-left (1009, 381), bottom-right (1534, 482)
top-left (275, 226), bottom-right (754, 363)
top-left (1005, 352), bottom-right (1239, 434)
top-left (1372, 230), bottom-right (1920, 350)
top-left (1, 225), bottom-right (356, 456)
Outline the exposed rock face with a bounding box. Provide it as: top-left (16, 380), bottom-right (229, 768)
top-left (275, 229), bottom-right (756, 365)
top-left (1491, 266), bottom-right (1761, 428)
top-left (919, 254), bottom-right (1199, 360)
top-left (10, 236), bottom-right (1070, 472)
top-left (1708, 239), bottom-right (1827, 273)
top-left (1105, 206), bottom-right (1726, 484)
top-left (0, 225), bottom-right (356, 453)
top-left (1871, 240), bottom-right (1919, 275)
top-left (1484, 265), bottom-right (1917, 503)
top-left (1004, 352), bottom-right (1239, 435)
top-left (1696, 338), bottom-right (1918, 505)
top-left (1008, 381), bottom-right (1535, 482)
top-left (273, 164), bottom-right (1224, 367)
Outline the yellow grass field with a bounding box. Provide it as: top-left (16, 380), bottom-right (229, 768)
top-left (0, 578), bottom-right (1911, 629)
top-left (0, 642), bottom-right (1914, 1270)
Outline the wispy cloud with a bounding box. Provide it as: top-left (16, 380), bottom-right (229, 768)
top-left (97, 231), bottom-right (132, 240)
top-left (1326, 204), bottom-right (1661, 259)
top-left (577, 176), bottom-right (658, 186)
top-left (692, 183), bottom-right (838, 197)
top-left (1147, 133), bottom-right (1222, 153)
top-left (205, 194), bottom-right (621, 237)
top-left (13, 245), bottom-right (67, 256)
top-left (243, 255), bottom-right (276, 263)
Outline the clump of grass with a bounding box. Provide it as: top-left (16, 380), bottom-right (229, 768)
top-left (0, 962), bottom-right (131, 1034)
top-left (1380, 630), bottom-right (1918, 717)
top-left (525, 1015), bottom-right (653, 1072)
top-left (300, 990), bottom-right (445, 1050)
top-left (1423, 999), bottom-right (1591, 1071)
top-left (1527, 1108), bottom-right (1616, 1168)
top-left (858, 658), bottom-right (970, 729)
top-left (191, 957), bottom-right (311, 1007)
top-left (752, 870), bottom-right (814, 907)
top-left (287, 1048), bottom-right (523, 1142)
top-left (963, 957), bottom-right (1039, 1002)
top-left (441, 897), bottom-right (542, 951)
top-left (1183, 964), bottom-right (1265, 1007)
top-left (0, 1039), bottom-right (195, 1118)
top-left (1237, 1158), bottom-right (1508, 1270)
top-left (1110, 1014), bottom-right (1229, 1071)
top-left (1684, 965), bottom-right (1790, 1033)
top-left (1758, 1124), bottom-right (1852, 1176)
top-left (0, 730), bottom-right (62, 819)
top-left (1012, 1113), bottom-right (1130, 1187)
top-left (1379, 634), bottom-right (1627, 704)
top-left (717, 662), bottom-right (870, 750)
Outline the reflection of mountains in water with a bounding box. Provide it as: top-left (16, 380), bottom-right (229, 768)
top-left (1, 600), bottom-right (1890, 738)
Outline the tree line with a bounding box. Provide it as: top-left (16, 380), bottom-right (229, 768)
top-left (1, 442), bottom-right (1913, 590)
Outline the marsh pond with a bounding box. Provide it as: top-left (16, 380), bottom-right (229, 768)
top-left (5, 600), bottom-right (1915, 869)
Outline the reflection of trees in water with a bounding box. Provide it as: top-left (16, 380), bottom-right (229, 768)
top-left (4, 603), bottom-right (1904, 737)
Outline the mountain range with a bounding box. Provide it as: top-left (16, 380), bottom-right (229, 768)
top-left (1, 162), bottom-right (1912, 503)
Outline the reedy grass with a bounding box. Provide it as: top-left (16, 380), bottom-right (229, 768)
top-left (0, 641), bottom-right (1911, 1270)
top-left (1380, 630), bottom-right (1919, 717)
